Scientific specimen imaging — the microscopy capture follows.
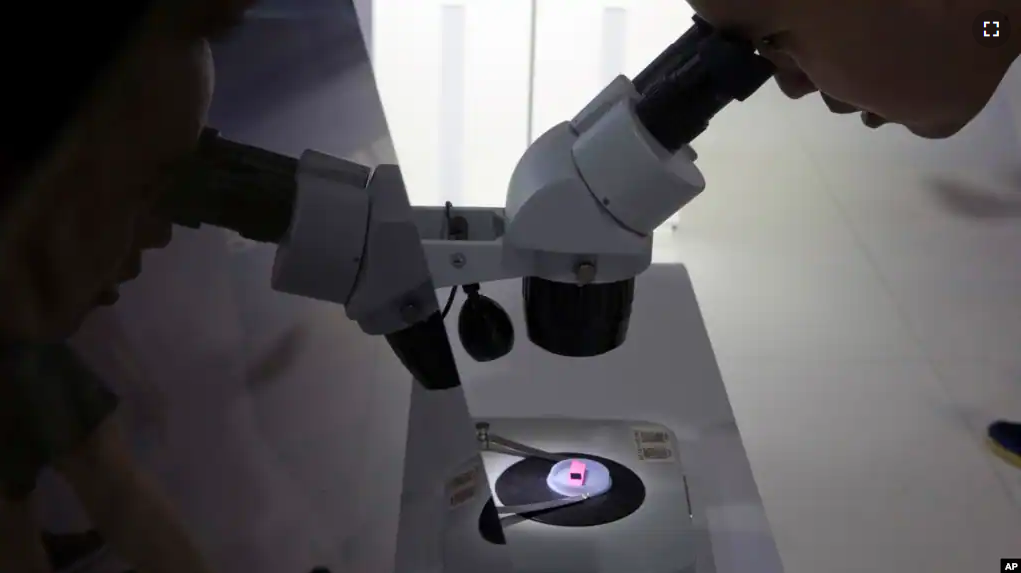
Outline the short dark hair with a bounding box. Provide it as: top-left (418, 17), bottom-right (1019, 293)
top-left (0, 4), bottom-right (155, 201)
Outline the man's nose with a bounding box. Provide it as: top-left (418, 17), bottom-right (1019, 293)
top-left (819, 93), bottom-right (859, 114)
top-left (775, 68), bottom-right (817, 99)
top-left (774, 67), bottom-right (860, 116)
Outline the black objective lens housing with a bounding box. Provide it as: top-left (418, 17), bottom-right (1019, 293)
top-left (522, 277), bottom-right (635, 358)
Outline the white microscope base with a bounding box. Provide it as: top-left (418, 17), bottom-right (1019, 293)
top-left (450, 264), bottom-right (785, 573)
top-left (478, 417), bottom-right (698, 573)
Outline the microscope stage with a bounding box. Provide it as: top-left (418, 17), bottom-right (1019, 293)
top-left (477, 418), bottom-right (698, 573)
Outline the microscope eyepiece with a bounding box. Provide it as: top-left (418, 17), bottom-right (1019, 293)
top-left (633, 16), bottom-right (775, 151)
top-left (158, 128), bottom-right (302, 244)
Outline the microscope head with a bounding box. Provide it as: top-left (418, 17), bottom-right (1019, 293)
top-left (501, 16), bottom-right (774, 358)
top-left (500, 78), bottom-right (692, 358)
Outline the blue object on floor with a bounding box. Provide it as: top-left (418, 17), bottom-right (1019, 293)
top-left (987, 419), bottom-right (1021, 469)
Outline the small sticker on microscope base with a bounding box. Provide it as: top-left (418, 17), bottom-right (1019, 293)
top-left (633, 426), bottom-right (676, 462)
top-left (446, 462), bottom-right (481, 509)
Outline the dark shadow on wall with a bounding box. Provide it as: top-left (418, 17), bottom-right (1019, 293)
top-left (927, 170), bottom-right (1021, 220)
top-left (206, 1), bottom-right (382, 157)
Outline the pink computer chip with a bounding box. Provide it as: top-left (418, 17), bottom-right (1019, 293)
top-left (566, 460), bottom-right (587, 486)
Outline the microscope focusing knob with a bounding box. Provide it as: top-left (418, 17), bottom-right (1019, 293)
top-left (458, 293), bottom-right (514, 363)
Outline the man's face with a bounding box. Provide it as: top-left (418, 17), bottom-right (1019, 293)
top-left (687, 0), bottom-right (1015, 138)
top-left (0, 0), bottom-right (252, 338)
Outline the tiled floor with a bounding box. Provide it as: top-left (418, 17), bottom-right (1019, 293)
top-left (653, 80), bottom-right (1021, 570)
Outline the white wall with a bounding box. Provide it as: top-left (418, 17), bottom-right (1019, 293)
top-left (371, 0), bottom-right (694, 217)
top-left (530, 0), bottom-right (693, 228)
top-left (529, 0), bottom-right (693, 136)
top-left (372, 0), bottom-right (532, 207)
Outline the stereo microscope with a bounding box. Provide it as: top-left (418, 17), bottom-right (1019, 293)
top-left (161, 16), bottom-right (775, 572)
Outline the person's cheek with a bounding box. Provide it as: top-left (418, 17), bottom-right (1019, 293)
top-left (164, 39), bottom-right (215, 144)
top-left (789, 41), bottom-right (889, 119)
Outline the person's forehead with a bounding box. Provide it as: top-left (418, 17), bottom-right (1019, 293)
top-left (686, 0), bottom-right (786, 38)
